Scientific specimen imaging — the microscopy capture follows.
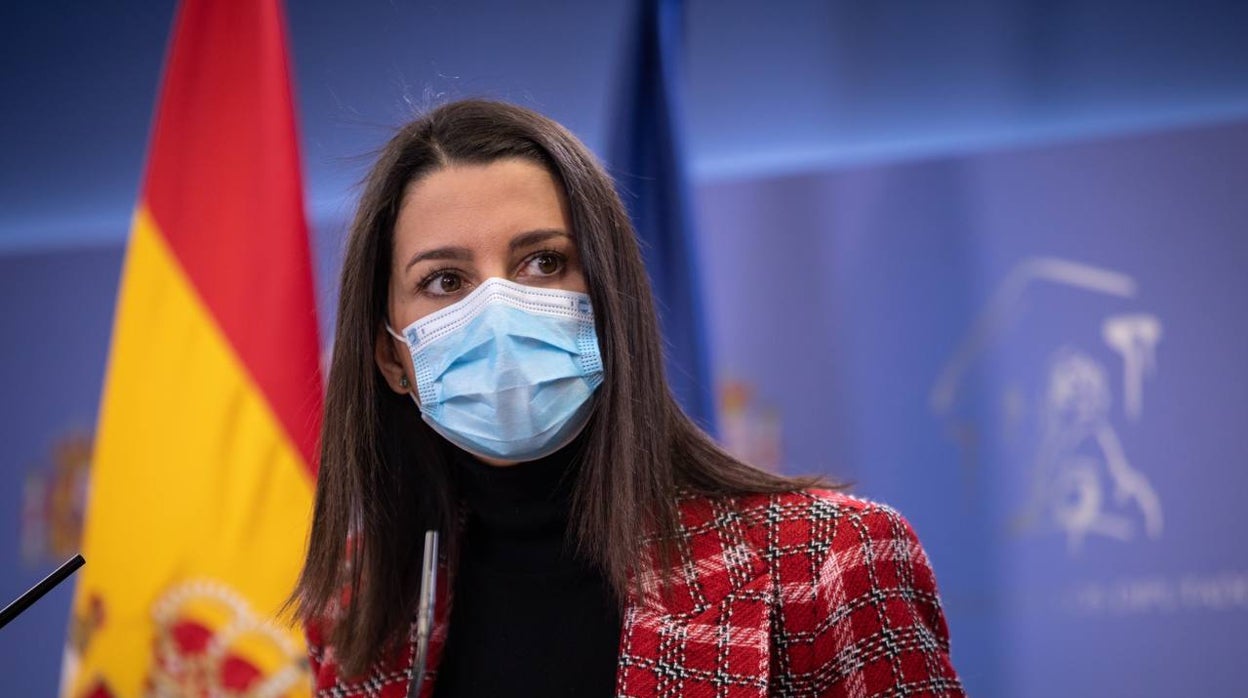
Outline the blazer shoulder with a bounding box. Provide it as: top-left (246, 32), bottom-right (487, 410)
top-left (734, 486), bottom-right (887, 513)
top-left (676, 487), bottom-right (932, 591)
top-left (715, 489), bottom-right (964, 696)
top-left (728, 487), bottom-right (913, 542)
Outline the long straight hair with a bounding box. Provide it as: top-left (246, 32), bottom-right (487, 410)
top-left (292, 99), bottom-right (829, 677)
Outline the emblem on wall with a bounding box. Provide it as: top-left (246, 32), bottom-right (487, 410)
top-left (21, 430), bottom-right (92, 568)
top-left (931, 257), bottom-right (1164, 553)
top-left (719, 379), bottom-right (784, 472)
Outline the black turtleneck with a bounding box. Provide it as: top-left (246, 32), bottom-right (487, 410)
top-left (431, 440), bottom-right (622, 698)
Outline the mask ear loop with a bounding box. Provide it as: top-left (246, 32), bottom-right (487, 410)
top-left (385, 324), bottom-right (421, 407)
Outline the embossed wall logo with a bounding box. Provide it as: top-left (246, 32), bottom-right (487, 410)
top-left (930, 257), bottom-right (1163, 553)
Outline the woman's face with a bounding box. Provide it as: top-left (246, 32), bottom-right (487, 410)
top-left (374, 157), bottom-right (587, 406)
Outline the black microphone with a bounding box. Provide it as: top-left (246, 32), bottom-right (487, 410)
top-left (407, 531), bottom-right (439, 698)
top-left (0, 554), bottom-right (85, 631)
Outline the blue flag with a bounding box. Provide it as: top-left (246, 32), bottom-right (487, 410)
top-left (609, 0), bottom-right (716, 432)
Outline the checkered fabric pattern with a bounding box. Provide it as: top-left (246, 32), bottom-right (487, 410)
top-left (306, 489), bottom-right (963, 697)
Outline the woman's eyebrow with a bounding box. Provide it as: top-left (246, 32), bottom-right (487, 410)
top-left (404, 245), bottom-right (472, 272)
top-left (509, 229), bottom-right (570, 252)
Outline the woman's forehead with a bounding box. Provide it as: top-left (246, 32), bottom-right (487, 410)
top-left (394, 159), bottom-right (571, 253)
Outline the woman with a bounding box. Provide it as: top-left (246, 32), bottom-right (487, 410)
top-left (293, 99), bottom-right (963, 697)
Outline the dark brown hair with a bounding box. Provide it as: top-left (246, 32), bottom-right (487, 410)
top-left (292, 99), bottom-right (828, 676)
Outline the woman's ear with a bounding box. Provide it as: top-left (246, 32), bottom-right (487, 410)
top-left (374, 326), bottom-right (411, 395)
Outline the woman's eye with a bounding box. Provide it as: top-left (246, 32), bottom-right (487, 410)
top-left (524, 252), bottom-right (564, 277)
top-left (422, 271), bottom-right (464, 296)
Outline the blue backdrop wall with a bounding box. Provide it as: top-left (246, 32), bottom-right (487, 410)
top-left (3, 2), bottom-right (1248, 696)
top-left (699, 119), bottom-right (1248, 695)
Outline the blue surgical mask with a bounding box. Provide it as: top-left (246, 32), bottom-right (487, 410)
top-left (387, 277), bottom-right (604, 462)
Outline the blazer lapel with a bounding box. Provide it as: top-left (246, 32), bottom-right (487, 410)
top-left (615, 495), bottom-right (772, 698)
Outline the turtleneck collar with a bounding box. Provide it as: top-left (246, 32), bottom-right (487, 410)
top-left (449, 434), bottom-right (588, 575)
top-left (433, 434), bottom-right (622, 698)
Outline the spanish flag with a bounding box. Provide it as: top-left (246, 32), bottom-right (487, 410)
top-left (63, 1), bottom-right (321, 696)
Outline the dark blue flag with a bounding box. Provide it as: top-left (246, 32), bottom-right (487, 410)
top-left (609, 0), bottom-right (716, 433)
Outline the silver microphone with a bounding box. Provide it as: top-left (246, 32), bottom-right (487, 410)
top-left (407, 529), bottom-right (439, 698)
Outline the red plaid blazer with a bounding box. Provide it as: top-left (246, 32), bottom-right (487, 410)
top-left (306, 489), bottom-right (964, 697)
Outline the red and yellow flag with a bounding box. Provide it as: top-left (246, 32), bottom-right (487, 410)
top-left (64, 1), bottom-right (322, 695)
